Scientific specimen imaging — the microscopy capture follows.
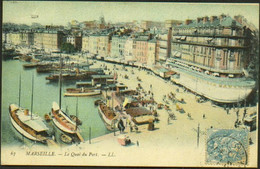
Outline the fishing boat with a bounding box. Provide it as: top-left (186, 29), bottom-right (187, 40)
top-left (64, 88), bottom-right (101, 97)
top-left (97, 101), bottom-right (119, 131)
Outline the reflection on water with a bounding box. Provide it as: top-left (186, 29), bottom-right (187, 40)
top-left (1, 60), bottom-right (109, 147)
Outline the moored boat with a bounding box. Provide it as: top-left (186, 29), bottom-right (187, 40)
top-left (51, 102), bottom-right (78, 134)
top-left (9, 104), bottom-right (50, 143)
top-left (64, 88), bottom-right (101, 97)
top-left (97, 101), bottom-right (119, 131)
top-left (60, 133), bottom-right (73, 144)
top-left (23, 63), bottom-right (38, 68)
top-left (46, 71), bottom-right (100, 81)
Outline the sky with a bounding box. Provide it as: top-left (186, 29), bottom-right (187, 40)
top-left (3, 1), bottom-right (259, 29)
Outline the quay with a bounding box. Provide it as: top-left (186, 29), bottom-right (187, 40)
top-left (59, 54), bottom-right (257, 166)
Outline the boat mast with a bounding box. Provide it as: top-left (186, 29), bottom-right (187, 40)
top-left (76, 97), bottom-right (78, 130)
top-left (31, 73), bottom-right (34, 119)
top-left (18, 73), bottom-right (21, 107)
top-left (59, 52), bottom-right (62, 109)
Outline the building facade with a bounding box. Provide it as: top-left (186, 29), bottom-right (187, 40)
top-left (34, 30), bottom-right (64, 51)
top-left (110, 35), bottom-right (127, 58)
top-left (171, 15), bottom-right (248, 74)
top-left (82, 35), bottom-right (90, 53)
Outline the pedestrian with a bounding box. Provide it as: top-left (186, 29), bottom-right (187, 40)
top-left (136, 140), bottom-right (139, 146)
top-left (167, 117), bottom-right (170, 125)
top-left (135, 126), bottom-right (139, 133)
top-left (226, 108), bottom-right (229, 114)
top-left (203, 114), bottom-right (205, 119)
top-left (249, 138), bottom-right (253, 145)
top-left (236, 110), bottom-right (239, 119)
top-left (243, 108), bottom-right (247, 120)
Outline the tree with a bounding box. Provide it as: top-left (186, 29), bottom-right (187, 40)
top-left (60, 43), bottom-right (76, 54)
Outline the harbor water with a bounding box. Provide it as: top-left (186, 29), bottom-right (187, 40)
top-left (1, 60), bottom-right (109, 147)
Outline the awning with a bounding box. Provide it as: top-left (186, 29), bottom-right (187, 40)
top-left (172, 51), bottom-right (178, 56)
top-left (175, 36), bottom-right (181, 40)
top-left (175, 52), bottom-right (182, 57)
top-left (228, 74), bottom-right (234, 78)
top-left (181, 36), bottom-right (186, 40)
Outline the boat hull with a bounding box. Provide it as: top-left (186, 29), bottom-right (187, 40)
top-left (52, 117), bottom-right (77, 134)
top-left (97, 105), bottom-right (117, 131)
top-left (9, 113), bottom-right (40, 142)
top-left (9, 110), bottom-right (46, 143)
top-left (64, 91), bottom-right (101, 97)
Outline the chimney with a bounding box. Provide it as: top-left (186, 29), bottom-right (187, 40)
top-left (197, 17), bottom-right (202, 23)
top-left (202, 16), bottom-right (209, 23)
top-left (210, 16), bottom-right (218, 23)
top-left (185, 19), bottom-right (192, 25)
top-left (234, 15), bottom-right (243, 25)
top-left (219, 14), bottom-right (227, 21)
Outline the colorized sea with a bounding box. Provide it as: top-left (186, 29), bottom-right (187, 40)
top-left (1, 60), bottom-right (110, 147)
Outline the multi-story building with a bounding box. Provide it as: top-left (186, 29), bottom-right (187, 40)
top-left (147, 39), bottom-right (157, 66)
top-left (168, 14), bottom-right (256, 103)
top-left (34, 30), bottom-right (64, 52)
top-left (82, 34), bottom-right (90, 53)
top-left (124, 37), bottom-right (135, 62)
top-left (88, 34), bottom-right (99, 56)
top-left (133, 37), bottom-right (149, 64)
top-left (98, 34), bottom-right (110, 58)
top-left (8, 32), bottom-right (22, 45)
top-left (20, 31), bottom-right (34, 46)
top-left (111, 35), bottom-right (127, 58)
top-left (66, 33), bottom-right (82, 51)
top-left (157, 33), bottom-right (168, 61)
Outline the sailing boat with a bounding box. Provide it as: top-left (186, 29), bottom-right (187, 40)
top-left (50, 54), bottom-right (84, 142)
top-left (9, 74), bottom-right (50, 143)
top-left (97, 91), bottom-right (119, 131)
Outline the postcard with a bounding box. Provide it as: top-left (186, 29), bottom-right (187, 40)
top-left (1, 1), bottom-right (259, 167)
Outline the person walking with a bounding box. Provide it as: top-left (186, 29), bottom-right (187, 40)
top-left (236, 109), bottom-right (239, 120)
top-left (242, 108), bottom-right (247, 121)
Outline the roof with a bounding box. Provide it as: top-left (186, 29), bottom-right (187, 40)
top-left (176, 16), bottom-right (242, 29)
top-left (125, 107), bottom-right (152, 117)
top-left (91, 75), bottom-right (114, 79)
top-left (76, 81), bottom-right (92, 85)
top-left (220, 16), bottom-right (242, 27)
